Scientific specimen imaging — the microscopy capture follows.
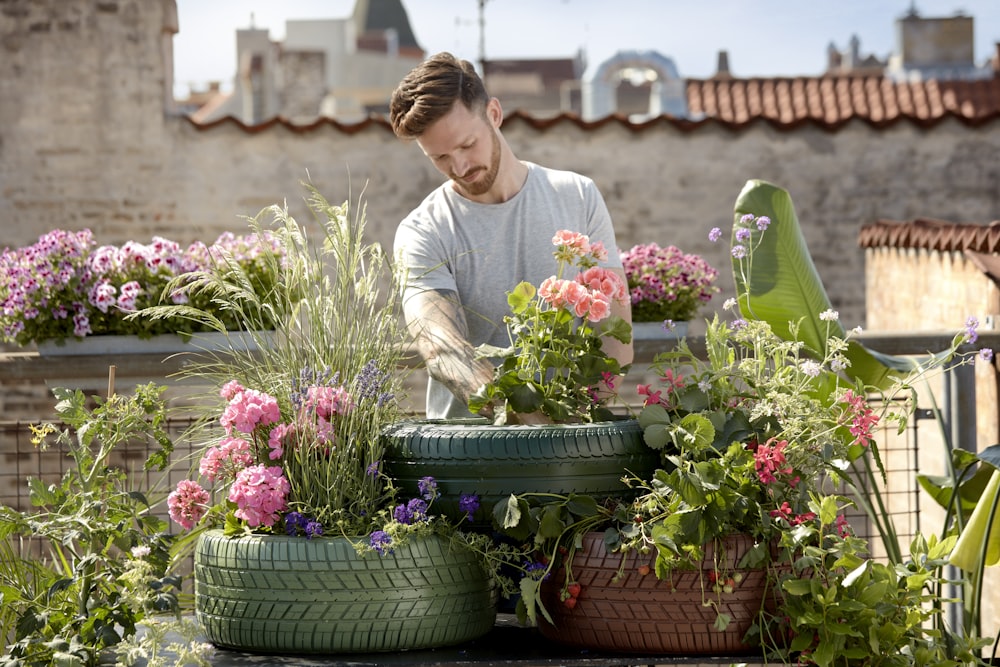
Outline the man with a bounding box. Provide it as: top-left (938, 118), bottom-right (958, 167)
top-left (390, 52), bottom-right (632, 419)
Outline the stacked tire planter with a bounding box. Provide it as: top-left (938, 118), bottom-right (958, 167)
top-left (381, 418), bottom-right (660, 528)
top-left (538, 532), bottom-right (777, 655)
top-left (194, 530), bottom-right (497, 654)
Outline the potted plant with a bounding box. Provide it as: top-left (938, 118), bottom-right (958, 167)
top-left (493, 207), bottom-right (990, 662)
top-left (0, 383), bottom-right (186, 666)
top-left (619, 241), bottom-right (719, 339)
top-left (382, 230), bottom-right (659, 527)
top-left (0, 228), bottom-right (284, 353)
top-left (159, 188), bottom-right (504, 654)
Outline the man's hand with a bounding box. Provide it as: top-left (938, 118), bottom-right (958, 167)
top-left (404, 289), bottom-right (495, 412)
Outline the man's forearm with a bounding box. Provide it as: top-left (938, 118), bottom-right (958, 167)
top-left (406, 289), bottom-right (495, 408)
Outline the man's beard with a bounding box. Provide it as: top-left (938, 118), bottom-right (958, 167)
top-left (452, 131), bottom-right (501, 197)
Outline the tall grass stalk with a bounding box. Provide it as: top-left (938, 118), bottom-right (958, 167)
top-left (143, 186), bottom-right (410, 533)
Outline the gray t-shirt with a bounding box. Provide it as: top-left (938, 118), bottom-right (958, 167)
top-left (394, 162), bottom-right (622, 419)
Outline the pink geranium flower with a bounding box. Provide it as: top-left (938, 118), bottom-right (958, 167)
top-left (228, 464), bottom-right (290, 528)
top-left (167, 480), bottom-right (211, 530)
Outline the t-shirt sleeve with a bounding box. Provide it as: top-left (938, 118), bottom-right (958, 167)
top-left (393, 215), bottom-right (458, 304)
top-left (582, 177), bottom-right (623, 269)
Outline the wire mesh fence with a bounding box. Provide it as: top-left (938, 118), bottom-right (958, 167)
top-left (2, 399), bottom-right (935, 572)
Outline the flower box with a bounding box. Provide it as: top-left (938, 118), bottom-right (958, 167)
top-left (35, 331), bottom-right (271, 356)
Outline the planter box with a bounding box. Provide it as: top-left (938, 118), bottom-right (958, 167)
top-left (36, 331), bottom-right (269, 356)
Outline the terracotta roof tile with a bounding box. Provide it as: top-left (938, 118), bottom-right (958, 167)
top-left (859, 219), bottom-right (1000, 252)
top-left (687, 75), bottom-right (1000, 127)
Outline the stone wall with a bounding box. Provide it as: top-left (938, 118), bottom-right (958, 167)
top-left (3, 3), bottom-right (1000, 334)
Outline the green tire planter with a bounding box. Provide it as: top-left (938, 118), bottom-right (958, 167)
top-left (381, 418), bottom-right (659, 527)
top-left (194, 530), bottom-right (497, 654)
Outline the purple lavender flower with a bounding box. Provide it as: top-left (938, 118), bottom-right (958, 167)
top-left (756, 216), bottom-right (771, 231)
top-left (524, 560), bottom-right (550, 581)
top-left (735, 228), bottom-right (752, 243)
top-left (708, 227), bottom-right (722, 242)
top-left (407, 497), bottom-right (429, 522)
top-left (458, 494), bottom-right (480, 521)
top-left (370, 531), bottom-right (392, 555)
top-left (304, 520), bottom-right (323, 539)
top-left (731, 245), bottom-right (747, 259)
top-left (393, 503), bottom-right (413, 524)
top-left (417, 476), bottom-right (437, 501)
top-left (965, 315), bottom-right (980, 344)
top-left (366, 460), bottom-right (380, 477)
top-left (284, 511), bottom-right (305, 536)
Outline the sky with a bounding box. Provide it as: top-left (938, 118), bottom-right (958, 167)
top-left (172, 0), bottom-right (1000, 98)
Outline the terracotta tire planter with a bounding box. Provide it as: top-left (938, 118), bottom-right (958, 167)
top-left (539, 531), bottom-right (775, 655)
top-left (381, 418), bottom-right (659, 527)
top-left (194, 530), bottom-right (497, 654)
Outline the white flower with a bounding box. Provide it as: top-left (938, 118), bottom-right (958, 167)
top-left (819, 309), bottom-right (839, 322)
top-left (800, 360), bottom-right (822, 377)
top-left (130, 545), bottom-right (151, 558)
top-left (852, 326), bottom-right (863, 335)
top-left (723, 298), bottom-right (737, 311)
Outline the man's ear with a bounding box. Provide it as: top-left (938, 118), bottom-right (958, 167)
top-left (486, 97), bottom-right (503, 128)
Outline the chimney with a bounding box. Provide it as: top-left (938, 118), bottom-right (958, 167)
top-left (715, 50), bottom-right (732, 79)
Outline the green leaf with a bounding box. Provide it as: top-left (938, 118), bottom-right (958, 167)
top-left (498, 495), bottom-right (521, 529)
top-left (782, 578), bottom-right (814, 596)
top-left (507, 282), bottom-right (536, 314)
top-left (841, 559), bottom-right (869, 588)
top-left (979, 443), bottom-right (1000, 471)
top-left (638, 403), bottom-right (670, 428)
top-left (713, 612), bottom-right (732, 631)
top-left (732, 179), bottom-right (919, 390)
top-left (676, 413), bottom-right (715, 451)
top-left (812, 638), bottom-right (837, 667)
top-left (565, 494), bottom-right (600, 519)
top-left (507, 382), bottom-right (543, 414)
top-left (537, 505), bottom-right (566, 540)
top-left (641, 423), bottom-right (672, 450)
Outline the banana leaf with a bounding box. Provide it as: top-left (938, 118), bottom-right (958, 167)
top-left (731, 179), bottom-right (924, 391)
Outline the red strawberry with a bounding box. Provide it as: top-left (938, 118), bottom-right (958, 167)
top-left (563, 596), bottom-right (578, 609)
top-left (566, 582), bottom-right (582, 598)
top-left (637, 565), bottom-right (651, 576)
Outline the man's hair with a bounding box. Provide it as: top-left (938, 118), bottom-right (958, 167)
top-left (390, 52), bottom-right (489, 139)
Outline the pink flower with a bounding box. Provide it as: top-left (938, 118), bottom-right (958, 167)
top-left (220, 380), bottom-right (244, 400)
top-left (167, 480), bottom-right (210, 530)
top-left (577, 267), bottom-right (626, 303)
top-left (220, 388), bottom-right (281, 435)
top-left (267, 422), bottom-right (295, 459)
top-left (586, 292), bottom-right (611, 322)
top-left (551, 230), bottom-right (591, 260)
top-left (841, 390), bottom-right (879, 447)
top-left (753, 438), bottom-right (793, 485)
top-left (571, 291), bottom-right (593, 318)
top-left (637, 383), bottom-right (664, 407)
top-left (539, 276), bottom-right (569, 309)
top-left (228, 464), bottom-right (290, 528)
top-left (198, 436), bottom-right (253, 482)
top-left (304, 385), bottom-right (353, 420)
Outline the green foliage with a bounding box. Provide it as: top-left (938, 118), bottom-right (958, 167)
top-left (0, 229), bottom-right (284, 346)
top-left (731, 179), bottom-right (925, 391)
top-left (148, 185), bottom-right (411, 535)
top-left (0, 384), bottom-right (181, 666)
top-left (764, 513), bottom-right (989, 667)
top-left (468, 232), bottom-right (631, 424)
